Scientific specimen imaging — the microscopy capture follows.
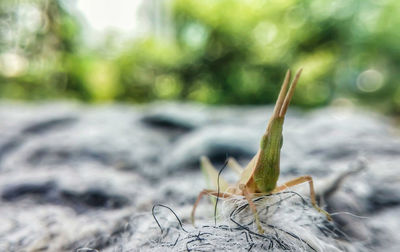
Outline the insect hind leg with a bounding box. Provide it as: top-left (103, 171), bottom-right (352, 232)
top-left (273, 175), bottom-right (332, 221)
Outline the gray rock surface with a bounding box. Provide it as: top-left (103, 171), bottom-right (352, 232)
top-left (0, 101), bottom-right (399, 251)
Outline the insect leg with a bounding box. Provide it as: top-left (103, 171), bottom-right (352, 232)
top-left (191, 189), bottom-right (233, 225)
top-left (240, 184), bottom-right (264, 234)
top-left (273, 175), bottom-right (332, 221)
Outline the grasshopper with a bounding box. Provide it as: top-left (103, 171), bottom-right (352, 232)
top-left (191, 69), bottom-right (332, 234)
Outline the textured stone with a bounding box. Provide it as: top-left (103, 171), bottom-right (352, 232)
top-left (0, 102), bottom-right (399, 251)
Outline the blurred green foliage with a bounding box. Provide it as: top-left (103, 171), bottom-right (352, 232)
top-left (1, 0), bottom-right (400, 113)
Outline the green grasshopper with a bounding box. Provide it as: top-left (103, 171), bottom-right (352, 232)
top-left (191, 69), bottom-right (332, 234)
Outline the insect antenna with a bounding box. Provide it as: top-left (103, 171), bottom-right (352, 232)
top-left (279, 68), bottom-right (303, 117)
top-left (272, 69), bottom-right (291, 119)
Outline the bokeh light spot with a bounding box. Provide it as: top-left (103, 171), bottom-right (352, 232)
top-left (356, 69), bottom-right (384, 93)
top-left (182, 23), bottom-right (208, 49)
top-left (0, 53), bottom-right (28, 77)
top-left (253, 22), bottom-right (277, 46)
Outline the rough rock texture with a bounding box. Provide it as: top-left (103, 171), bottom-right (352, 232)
top-left (0, 101), bottom-right (399, 251)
